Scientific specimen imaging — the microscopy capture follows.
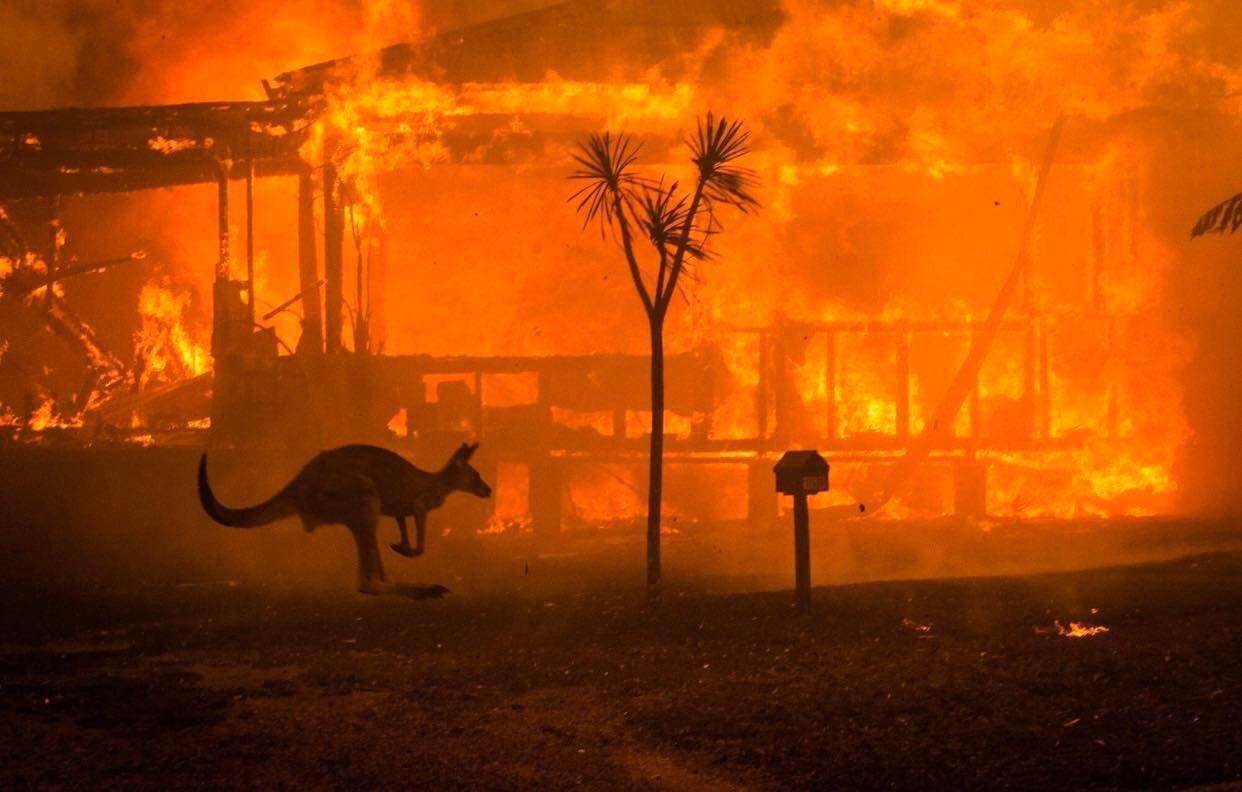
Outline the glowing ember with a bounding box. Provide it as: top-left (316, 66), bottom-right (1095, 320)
top-left (1055, 620), bottom-right (1111, 638)
top-left (901, 618), bottom-right (934, 635)
top-left (146, 136), bottom-right (199, 154)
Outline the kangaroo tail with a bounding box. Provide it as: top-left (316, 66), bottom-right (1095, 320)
top-left (198, 454), bottom-right (296, 528)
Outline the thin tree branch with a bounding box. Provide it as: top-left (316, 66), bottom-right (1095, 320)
top-left (614, 194), bottom-right (655, 315)
top-left (659, 181), bottom-right (706, 315)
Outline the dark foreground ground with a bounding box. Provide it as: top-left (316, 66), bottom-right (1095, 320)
top-left (1, 552), bottom-right (1240, 791)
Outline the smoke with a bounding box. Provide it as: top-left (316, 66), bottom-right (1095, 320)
top-left (0, 1), bottom-right (428, 109)
top-left (0, 2), bottom-right (107, 110)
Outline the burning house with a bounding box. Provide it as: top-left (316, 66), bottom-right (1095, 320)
top-left (4, 5), bottom-right (1242, 789)
top-left (0, 0), bottom-right (1237, 547)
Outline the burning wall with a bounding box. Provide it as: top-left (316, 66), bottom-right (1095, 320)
top-left (2, 0), bottom-right (1241, 518)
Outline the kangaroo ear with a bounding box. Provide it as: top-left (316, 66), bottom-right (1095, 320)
top-left (455, 442), bottom-right (478, 464)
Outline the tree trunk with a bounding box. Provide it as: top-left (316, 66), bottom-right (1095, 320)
top-left (646, 313), bottom-right (665, 594)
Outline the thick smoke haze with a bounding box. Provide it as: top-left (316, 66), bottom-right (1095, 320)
top-left (0, 1), bottom-right (565, 109)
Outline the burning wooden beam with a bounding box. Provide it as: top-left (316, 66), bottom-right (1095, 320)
top-left (296, 171), bottom-right (324, 355)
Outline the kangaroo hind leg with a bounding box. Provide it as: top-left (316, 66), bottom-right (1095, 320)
top-left (352, 499), bottom-right (446, 599)
top-left (390, 514), bottom-right (418, 557)
top-left (346, 479), bottom-right (387, 595)
top-left (358, 522), bottom-right (448, 599)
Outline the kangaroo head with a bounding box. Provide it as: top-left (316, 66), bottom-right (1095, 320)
top-left (442, 442), bottom-right (492, 498)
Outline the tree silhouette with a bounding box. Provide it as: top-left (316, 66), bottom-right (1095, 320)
top-left (1191, 191), bottom-right (1242, 237)
top-left (570, 114), bottom-right (757, 595)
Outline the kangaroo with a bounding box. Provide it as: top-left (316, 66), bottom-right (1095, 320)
top-left (197, 443), bottom-right (492, 598)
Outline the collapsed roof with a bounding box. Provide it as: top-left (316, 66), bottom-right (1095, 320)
top-left (0, 0), bottom-right (783, 199)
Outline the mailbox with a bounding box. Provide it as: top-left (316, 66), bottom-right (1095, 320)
top-left (774, 451), bottom-right (829, 496)
top-left (773, 450), bottom-right (829, 610)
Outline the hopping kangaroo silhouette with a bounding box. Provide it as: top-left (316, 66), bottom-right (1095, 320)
top-left (198, 443), bottom-right (492, 598)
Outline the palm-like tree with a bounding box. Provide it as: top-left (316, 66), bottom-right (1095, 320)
top-left (570, 114), bottom-right (757, 594)
top-left (1191, 191), bottom-right (1242, 237)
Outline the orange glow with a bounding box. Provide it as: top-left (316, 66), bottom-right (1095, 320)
top-left (3, 0), bottom-right (1234, 525)
top-left (483, 462), bottom-right (533, 535)
top-left (481, 373), bottom-right (539, 407)
top-left (567, 464), bottom-right (645, 527)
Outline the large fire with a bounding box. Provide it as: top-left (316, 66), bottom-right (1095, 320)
top-left (3, 0), bottom-right (1238, 524)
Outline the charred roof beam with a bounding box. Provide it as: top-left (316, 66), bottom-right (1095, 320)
top-left (0, 100), bottom-right (308, 199)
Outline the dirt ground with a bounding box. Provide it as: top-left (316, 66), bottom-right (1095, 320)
top-left (1, 550), bottom-right (1240, 790)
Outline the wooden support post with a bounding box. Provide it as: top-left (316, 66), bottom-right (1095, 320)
top-left (296, 171), bottom-right (323, 354)
top-left (368, 222), bottom-right (387, 353)
top-left (216, 168), bottom-right (229, 279)
top-left (211, 166), bottom-right (231, 362)
top-left (323, 164), bottom-right (344, 353)
top-left (793, 493), bottom-right (811, 610)
top-left (531, 371), bottom-right (560, 541)
top-left (895, 326), bottom-right (910, 439)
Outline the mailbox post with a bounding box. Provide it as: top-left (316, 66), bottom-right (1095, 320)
top-left (774, 450), bottom-right (829, 610)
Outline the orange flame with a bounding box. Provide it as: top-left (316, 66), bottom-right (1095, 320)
top-left (1056, 621), bottom-right (1110, 638)
top-left (135, 281), bottom-right (210, 388)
